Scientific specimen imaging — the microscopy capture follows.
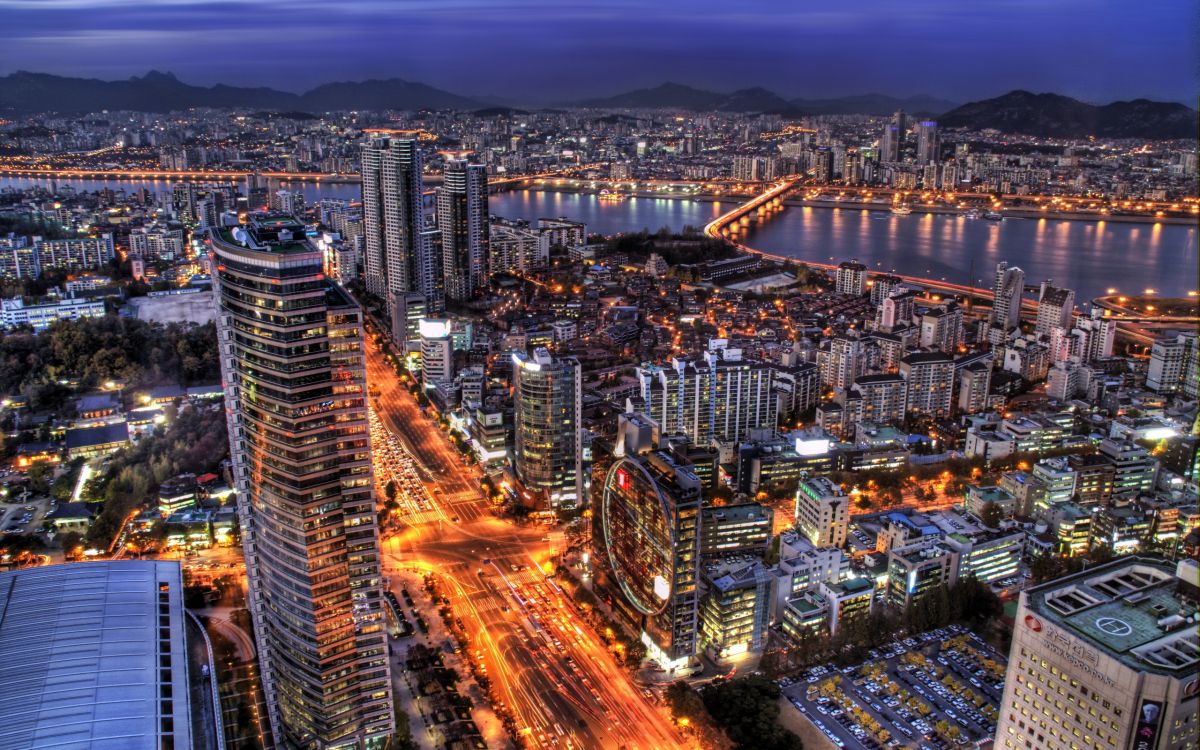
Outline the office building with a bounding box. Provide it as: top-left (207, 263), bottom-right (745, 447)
top-left (0, 294), bottom-right (105, 331)
top-left (418, 318), bottom-right (454, 386)
top-left (361, 136), bottom-right (441, 336)
top-left (700, 502), bottom-right (773, 558)
top-left (914, 120), bottom-right (940, 164)
top-left (996, 558), bottom-right (1200, 750)
top-left (700, 559), bottom-right (773, 660)
top-left (794, 476), bottom-right (850, 548)
top-left (900, 352), bottom-right (955, 420)
top-left (1099, 438), bottom-right (1158, 499)
top-left (600, 451), bottom-right (702, 669)
top-left (513, 349), bottom-right (583, 509)
top-left (0, 561), bottom-right (195, 750)
top-left (836, 260), bottom-right (867, 296)
top-left (437, 158), bottom-right (489, 301)
top-left (1035, 282), bottom-right (1076, 339)
top-left (886, 540), bottom-right (957, 608)
top-left (211, 214), bottom-right (393, 748)
top-left (989, 262), bottom-right (1025, 346)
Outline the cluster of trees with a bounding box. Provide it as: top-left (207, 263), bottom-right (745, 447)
top-left (667, 676), bottom-right (804, 750)
top-left (602, 227), bottom-right (738, 266)
top-left (0, 317), bottom-right (221, 408)
top-left (84, 404), bottom-right (227, 547)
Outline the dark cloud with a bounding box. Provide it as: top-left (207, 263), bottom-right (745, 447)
top-left (0, 0), bottom-right (1194, 103)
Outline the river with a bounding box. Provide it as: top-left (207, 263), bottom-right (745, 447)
top-left (3, 176), bottom-right (1194, 301)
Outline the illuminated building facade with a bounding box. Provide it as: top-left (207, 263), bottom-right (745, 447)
top-left (512, 349), bottom-right (582, 508)
top-left (997, 558), bottom-right (1200, 750)
top-left (436, 158), bottom-right (489, 301)
top-left (600, 451), bottom-right (702, 669)
top-left (211, 214), bottom-right (393, 749)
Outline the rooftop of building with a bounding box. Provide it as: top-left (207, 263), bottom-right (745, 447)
top-left (0, 561), bottom-right (193, 750)
top-left (704, 559), bottom-right (772, 593)
top-left (1024, 557), bottom-right (1199, 679)
top-left (64, 421), bottom-right (129, 449)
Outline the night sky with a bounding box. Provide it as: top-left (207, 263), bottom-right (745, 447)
top-left (2, 0), bottom-right (1195, 104)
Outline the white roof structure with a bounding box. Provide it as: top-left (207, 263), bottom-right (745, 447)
top-left (0, 561), bottom-right (193, 750)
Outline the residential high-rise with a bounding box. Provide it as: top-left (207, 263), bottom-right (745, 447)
top-left (900, 352), bottom-right (956, 419)
top-left (919, 301), bottom-right (964, 352)
top-left (1147, 331), bottom-right (1199, 396)
top-left (600, 450), bottom-right (702, 669)
top-left (957, 361), bottom-right (992, 414)
top-left (835, 259), bottom-right (867, 296)
top-left (1035, 282), bottom-right (1076, 339)
top-left (870, 273), bottom-right (905, 305)
top-left (818, 335), bottom-right (867, 391)
top-left (437, 158), bottom-right (489, 301)
top-left (914, 120), bottom-right (940, 164)
top-left (996, 558), bottom-right (1200, 750)
top-left (988, 261), bottom-right (1025, 346)
top-left (851, 373), bottom-right (907, 425)
top-left (637, 347), bottom-right (777, 445)
top-left (513, 348), bottom-right (583, 509)
top-left (361, 136), bottom-right (441, 338)
top-left (211, 214), bottom-right (393, 749)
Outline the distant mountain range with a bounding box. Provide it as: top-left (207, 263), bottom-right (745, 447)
top-left (937, 90), bottom-right (1197, 139)
top-left (0, 71), bottom-right (1193, 139)
top-left (575, 83), bottom-right (958, 116)
top-left (0, 70), bottom-right (484, 115)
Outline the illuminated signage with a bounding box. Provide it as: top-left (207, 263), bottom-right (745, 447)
top-left (795, 437), bottom-right (832, 456)
top-left (418, 318), bottom-right (451, 339)
top-left (1133, 699), bottom-right (1163, 750)
top-left (616, 468), bottom-right (629, 490)
top-left (653, 575), bottom-right (670, 601)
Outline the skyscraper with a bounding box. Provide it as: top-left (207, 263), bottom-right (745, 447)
top-left (879, 110), bottom-right (906, 163)
top-left (361, 136), bottom-right (441, 339)
top-left (513, 348), bottom-right (583, 509)
top-left (437, 158), bottom-right (489, 301)
top-left (914, 120), bottom-right (940, 164)
top-left (600, 450), bottom-right (702, 670)
top-left (211, 214), bottom-right (393, 749)
top-left (988, 261), bottom-right (1025, 346)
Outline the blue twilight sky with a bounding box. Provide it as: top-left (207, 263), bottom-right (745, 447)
top-left (0, 0), bottom-right (1195, 104)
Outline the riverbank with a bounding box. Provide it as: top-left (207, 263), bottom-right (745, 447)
top-left (781, 198), bottom-right (1196, 226)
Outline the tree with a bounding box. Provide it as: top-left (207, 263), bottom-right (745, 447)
top-left (701, 676), bottom-right (805, 750)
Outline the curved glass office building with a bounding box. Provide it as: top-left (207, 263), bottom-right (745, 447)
top-left (600, 451), bottom-right (702, 668)
top-left (211, 214), bottom-right (393, 749)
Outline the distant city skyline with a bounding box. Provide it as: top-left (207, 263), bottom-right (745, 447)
top-left (0, 0), bottom-right (1195, 104)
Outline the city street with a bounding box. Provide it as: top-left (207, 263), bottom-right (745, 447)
top-left (365, 336), bottom-right (688, 750)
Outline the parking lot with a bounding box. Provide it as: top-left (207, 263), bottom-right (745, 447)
top-left (781, 625), bottom-right (1005, 749)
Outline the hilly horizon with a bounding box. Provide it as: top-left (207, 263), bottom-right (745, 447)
top-left (0, 71), bottom-right (1193, 140)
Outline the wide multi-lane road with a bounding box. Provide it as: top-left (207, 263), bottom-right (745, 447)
top-left (364, 334), bottom-right (687, 750)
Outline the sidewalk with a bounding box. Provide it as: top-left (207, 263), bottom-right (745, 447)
top-left (388, 567), bottom-right (510, 750)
